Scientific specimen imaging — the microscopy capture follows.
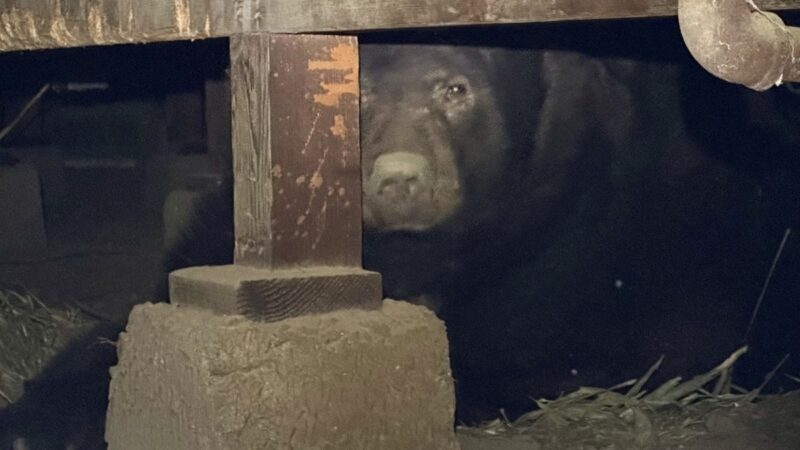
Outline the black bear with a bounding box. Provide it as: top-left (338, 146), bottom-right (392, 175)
top-left (361, 25), bottom-right (800, 423)
top-left (155, 28), bottom-right (800, 423)
top-left (359, 41), bottom-right (541, 312)
top-left (6, 22), bottom-right (800, 446)
top-left (359, 36), bottom-right (655, 421)
top-left (4, 21), bottom-right (799, 448)
top-left (142, 22), bottom-right (800, 428)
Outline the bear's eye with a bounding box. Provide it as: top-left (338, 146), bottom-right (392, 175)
top-left (445, 83), bottom-right (468, 100)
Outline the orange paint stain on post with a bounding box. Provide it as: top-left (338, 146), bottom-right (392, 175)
top-left (330, 114), bottom-right (348, 138)
top-left (308, 42), bottom-right (359, 108)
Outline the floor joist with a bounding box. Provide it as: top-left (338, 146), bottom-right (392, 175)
top-left (1, 0), bottom-right (799, 52)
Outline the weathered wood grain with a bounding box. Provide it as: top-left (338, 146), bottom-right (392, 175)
top-left (169, 265), bottom-right (382, 322)
top-left (236, 268), bottom-right (381, 321)
top-left (173, 33), bottom-right (376, 320)
top-left (267, 34), bottom-right (362, 269)
top-left (230, 32), bottom-right (271, 268)
top-left (230, 33), bottom-right (361, 269)
top-left (1, 0), bottom-right (799, 51)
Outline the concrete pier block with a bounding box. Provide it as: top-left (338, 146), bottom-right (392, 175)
top-left (106, 300), bottom-right (459, 450)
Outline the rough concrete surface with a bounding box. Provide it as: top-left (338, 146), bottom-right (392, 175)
top-left (106, 300), bottom-right (459, 450)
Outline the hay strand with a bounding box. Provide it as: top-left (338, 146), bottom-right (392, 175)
top-left (461, 346), bottom-right (780, 449)
top-left (0, 287), bottom-right (98, 408)
top-left (744, 228), bottom-right (792, 341)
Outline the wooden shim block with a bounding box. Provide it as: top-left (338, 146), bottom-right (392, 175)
top-left (230, 33), bottom-right (361, 269)
top-left (169, 265), bottom-right (382, 322)
top-left (1, 0), bottom-right (799, 51)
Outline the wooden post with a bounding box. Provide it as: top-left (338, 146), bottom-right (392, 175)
top-left (170, 33), bottom-right (381, 322)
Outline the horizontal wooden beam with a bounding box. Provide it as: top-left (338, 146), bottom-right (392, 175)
top-left (1, 0), bottom-right (799, 52)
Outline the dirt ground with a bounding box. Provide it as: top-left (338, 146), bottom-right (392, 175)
top-left (458, 391), bottom-right (800, 450)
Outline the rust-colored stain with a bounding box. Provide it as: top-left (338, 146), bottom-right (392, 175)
top-left (330, 114), bottom-right (347, 138)
top-left (308, 42), bottom-right (359, 108)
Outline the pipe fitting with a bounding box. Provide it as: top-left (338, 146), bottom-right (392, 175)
top-left (678, 0), bottom-right (800, 91)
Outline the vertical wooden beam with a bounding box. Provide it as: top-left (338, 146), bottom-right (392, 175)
top-left (230, 33), bottom-right (273, 268)
top-left (269, 35), bottom-right (363, 269)
top-left (170, 33), bottom-right (381, 321)
top-left (230, 34), bottom-right (363, 269)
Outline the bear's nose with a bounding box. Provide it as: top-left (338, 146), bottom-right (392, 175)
top-left (378, 173), bottom-right (421, 201)
top-left (369, 152), bottom-right (433, 203)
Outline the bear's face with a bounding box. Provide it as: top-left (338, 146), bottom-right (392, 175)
top-left (360, 44), bottom-right (512, 232)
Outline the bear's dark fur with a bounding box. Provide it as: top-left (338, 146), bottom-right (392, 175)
top-left (154, 23), bottom-right (800, 423)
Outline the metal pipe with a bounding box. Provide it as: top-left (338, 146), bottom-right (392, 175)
top-left (678, 0), bottom-right (800, 91)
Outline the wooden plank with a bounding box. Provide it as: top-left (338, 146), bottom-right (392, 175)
top-left (169, 265), bottom-right (381, 322)
top-left (1, 0), bottom-right (799, 51)
top-left (267, 34), bottom-right (362, 269)
top-left (229, 32), bottom-right (272, 268)
top-left (230, 33), bottom-right (361, 269)
top-left (231, 34), bottom-right (361, 268)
